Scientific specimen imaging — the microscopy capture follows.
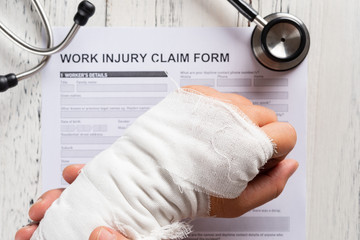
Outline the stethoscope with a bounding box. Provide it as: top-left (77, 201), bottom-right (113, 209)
top-left (227, 0), bottom-right (310, 71)
top-left (0, 0), bottom-right (95, 92)
top-left (0, 0), bottom-right (310, 93)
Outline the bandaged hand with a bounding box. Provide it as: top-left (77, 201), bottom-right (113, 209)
top-left (15, 164), bottom-right (128, 240)
top-left (16, 86), bottom-right (298, 240)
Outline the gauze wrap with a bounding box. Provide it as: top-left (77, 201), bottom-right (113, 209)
top-left (31, 89), bottom-right (274, 240)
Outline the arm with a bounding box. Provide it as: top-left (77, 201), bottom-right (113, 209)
top-left (16, 86), bottom-right (298, 240)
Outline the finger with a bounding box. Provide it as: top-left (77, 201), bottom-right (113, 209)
top-left (182, 86), bottom-right (279, 126)
top-left (27, 164), bottom-right (84, 222)
top-left (210, 159), bottom-right (299, 218)
top-left (63, 164), bottom-right (85, 184)
top-left (15, 223), bottom-right (38, 240)
top-left (89, 227), bottom-right (128, 240)
top-left (260, 155), bottom-right (287, 171)
top-left (28, 189), bottom-right (64, 222)
top-left (235, 159), bottom-right (299, 214)
top-left (261, 122), bottom-right (297, 158)
top-left (239, 105), bottom-right (278, 127)
top-left (182, 85), bottom-right (220, 96)
top-left (223, 93), bottom-right (253, 106)
top-left (182, 85), bottom-right (253, 105)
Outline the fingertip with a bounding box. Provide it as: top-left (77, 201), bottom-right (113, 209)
top-left (262, 122), bottom-right (297, 158)
top-left (267, 159), bottom-right (299, 180)
top-left (89, 227), bottom-right (127, 240)
top-left (28, 198), bottom-right (42, 221)
top-left (15, 224), bottom-right (38, 240)
top-left (89, 227), bottom-right (102, 240)
top-left (28, 189), bottom-right (64, 221)
top-left (286, 158), bottom-right (299, 168)
top-left (284, 122), bottom-right (297, 145)
top-left (284, 159), bottom-right (299, 177)
top-left (63, 164), bottom-right (85, 184)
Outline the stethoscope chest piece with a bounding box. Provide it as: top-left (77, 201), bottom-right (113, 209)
top-left (251, 13), bottom-right (310, 71)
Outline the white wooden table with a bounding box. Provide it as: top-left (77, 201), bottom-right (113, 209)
top-left (1, 1), bottom-right (359, 239)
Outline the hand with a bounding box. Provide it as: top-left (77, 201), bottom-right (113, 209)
top-left (15, 164), bottom-right (128, 240)
top-left (15, 85), bottom-right (298, 238)
top-left (184, 86), bottom-right (298, 217)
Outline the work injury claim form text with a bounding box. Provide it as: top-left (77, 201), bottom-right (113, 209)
top-left (41, 28), bottom-right (306, 240)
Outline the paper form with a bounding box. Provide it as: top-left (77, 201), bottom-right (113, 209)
top-left (41, 27), bottom-right (306, 240)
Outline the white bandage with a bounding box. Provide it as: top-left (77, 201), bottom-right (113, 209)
top-left (31, 89), bottom-right (274, 240)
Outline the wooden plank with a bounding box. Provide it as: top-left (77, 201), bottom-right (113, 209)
top-left (106, 0), bottom-right (240, 27)
top-left (0, 1), bottom-right (106, 239)
top-left (306, 0), bottom-right (360, 239)
top-left (0, 1), bottom-right (47, 239)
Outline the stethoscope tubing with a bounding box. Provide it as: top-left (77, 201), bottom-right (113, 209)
top-left (227, 0), bottom-right (257, 21)
top-left (227, 0), bottom-right (268, 30)
top-left (1, 22), bottom-right (80, 57)
top-left (0, 0), bottom-right (95, 92)
top-left (0, 0), bottom-right (53, 81)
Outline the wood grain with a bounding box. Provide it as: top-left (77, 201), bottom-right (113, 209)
top-left (306, 0), bottom-right (360, 239)
top-left (1, 0), bottom-right (359, 239)
top-left (0, 1), bottom-right (106, 239)
top-left (0, 1), bottom-right (45, 239)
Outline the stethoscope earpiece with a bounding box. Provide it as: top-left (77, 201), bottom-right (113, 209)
top-left (251, 13), bottom-right (310, 71)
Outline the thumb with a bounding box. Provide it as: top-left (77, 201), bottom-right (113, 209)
top-left (210, 159), bottom-right (299, 218)
top-left (89, 227), bottom-right (128, 240)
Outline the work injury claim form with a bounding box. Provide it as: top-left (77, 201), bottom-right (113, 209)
top-left (41, 28), bottom-right (306, 240)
